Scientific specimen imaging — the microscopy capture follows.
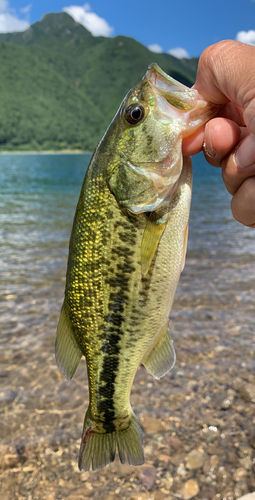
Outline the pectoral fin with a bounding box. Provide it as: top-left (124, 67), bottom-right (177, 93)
top-left (55, 300), bottom-right (82, 380)
top-left (142, 323), bottom-right (176, 379)
top-left (141, 215), bottom-right (168, 277)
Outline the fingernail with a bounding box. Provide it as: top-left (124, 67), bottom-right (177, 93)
top-left (235, 134), bottom-right (255, 168)
top-left (203, 124), bottom-right (216, 158)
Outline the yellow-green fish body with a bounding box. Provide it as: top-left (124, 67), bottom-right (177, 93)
top-left (56, 64), bottom-right (218, 471)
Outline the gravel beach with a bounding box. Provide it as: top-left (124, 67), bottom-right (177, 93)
top-left (0, 153), bottom-right (254, 500)
top-left (1, 265), bottom-right (255, 500)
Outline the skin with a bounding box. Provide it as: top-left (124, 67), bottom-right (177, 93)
top-left (56, 65), bottom-right (216, 471)
top-left (182, 40), bottom-right (255, 228)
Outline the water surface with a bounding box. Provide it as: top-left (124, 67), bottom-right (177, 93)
top-left (0, 153), bottom-right (254, 499)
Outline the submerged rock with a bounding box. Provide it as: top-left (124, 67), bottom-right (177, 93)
top-left (139, 466), bottom-right (157, 490)
top-left (221, 390), bottom-right (235, 410)
top-left (177, 479), bottom-right (199, 500)
top-left (239, 383), bottom-right (255, 403)
top-left (185, 449), bottom-right (205, 470)
top-left (233, 467), bottom-right (248, 482)
top-left (238, 494), bottom-right (255, 500)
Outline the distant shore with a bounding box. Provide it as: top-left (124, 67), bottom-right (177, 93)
top-left (0, 150), bottom-right (92, 155)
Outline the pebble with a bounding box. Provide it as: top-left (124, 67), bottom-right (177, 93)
top-left (130, 494), bottom-right (156, 500)
top-left (167, 436), bottom-right (183, 451)
top-left (221, 489), bottom-right (234, 500)
top-left (239, 457), bottom-right (252, 470)
top-left (67, 488), bottom-right (93, 499)
top-left (217, 467), bottom-right (231, 487)
top-left (114, 463), bottom-right (134, 477)
top-left (234, 486), bottom-right (243, 498)
top-left (103, 495), bottom-right (122, 500)
top-left (221, 390), bottom-right (235, 410)
top-left (227, 451), bottom-right (239, 466)
top-left (0, 445), bottom-right (26, 469)
top-left (158, 454), bottom-right (170, 464)
top-left (237, 445), bottom-right (253, 458)
top-left (233, 468), bottom-right (248, 482)
top-left (177, 463), bottom-right (186, 477)
top-left (168, 453), bottom-right (185, 466)
top-left (206, 427), bottom-right (218, 444)
top-left (140, 467), bottom-right (157, 490)
top-left (185, 449), bottom-right (205, 470)
top-left (154, 492), bottom-right (168, 500)
top-left (238, 494), bottom-right (255, 500)
top-left (140, 414), bottom-right (165, 434)
top-left (159, 472), bottom-right (173, 491)
top-left (177, 479), bottom-right (199, 500)
top-left (239, 383), bottom-right (255, 403)
top-left (209, 455), bottom-right (219, 471)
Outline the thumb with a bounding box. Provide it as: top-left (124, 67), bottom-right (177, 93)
top-left (194, 40), bottom-right (255, 134)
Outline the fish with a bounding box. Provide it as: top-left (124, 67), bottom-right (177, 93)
top-left (55, 63), bottom-right (218, 472)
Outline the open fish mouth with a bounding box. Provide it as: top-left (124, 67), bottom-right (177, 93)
top-left (145, 63), bottom-right (197, 111)
top-left (144, 63), bottom-right (220, 128)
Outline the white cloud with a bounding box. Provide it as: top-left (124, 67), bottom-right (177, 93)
top-left (0, 0), bottom-right (30, 32)
top-left (167, 47), bottom-right (190, 59)
top-left (0, 0), bottom-right (8, 12)
top-left (0, 13), bottom-right (29, 32)
top-left (236, 30), bottom-right (255, 46)
top-left (63, 3), bottom-right (113, 37)
top-left (148, 43), bottom-right (163, 53)
top-left (20, 3), bottom-right (32, 14)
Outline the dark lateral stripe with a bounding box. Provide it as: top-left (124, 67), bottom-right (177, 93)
top-left (97, 221), bottom-right (137, 433)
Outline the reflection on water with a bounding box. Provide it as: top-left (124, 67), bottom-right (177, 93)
top-left (0, 155), bottom-right (89, 346)
top-left (0, 152), bottom-right (254, 359)
top-left (0, 153), bottom-right (254, 498)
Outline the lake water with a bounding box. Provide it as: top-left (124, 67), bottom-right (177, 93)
top-left (0, 153), bottom-right (255, 499)
top-left (0, 153), bottom-right (254, 347)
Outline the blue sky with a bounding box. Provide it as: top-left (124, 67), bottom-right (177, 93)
top-left (1, 0), bottom-right (255, 58)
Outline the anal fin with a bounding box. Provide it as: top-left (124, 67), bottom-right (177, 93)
top-left (142, 323), bottom-right (176, 379)
top-left (55, 300), bottom-right (82, 380)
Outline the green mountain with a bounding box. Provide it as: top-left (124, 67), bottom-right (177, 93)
top-left (0, 13), bottom-right (198, 151)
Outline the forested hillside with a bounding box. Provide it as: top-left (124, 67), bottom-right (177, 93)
top-left (0, 12), bottom-right (198, 151)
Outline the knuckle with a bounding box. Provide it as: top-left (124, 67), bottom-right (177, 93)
top-left (243, 175), bottom-right (255, 198)
top-left (199, 41), bottom-right (236, 72)
top-left (231, 176), bottom-right (255, 226)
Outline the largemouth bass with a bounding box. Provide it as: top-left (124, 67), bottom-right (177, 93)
top-left (56, 64), bottom-right (218, 472)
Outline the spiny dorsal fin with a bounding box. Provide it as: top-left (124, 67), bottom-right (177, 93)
top-left (55, 300), bottom-right (82, 380)
top-left (142, 323), bottom-right (176, 379)
top-left (141, 213), bottom-right (168, 276)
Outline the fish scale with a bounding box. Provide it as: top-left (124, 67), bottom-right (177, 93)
top-left (55, 63), bottom-right (219, 471)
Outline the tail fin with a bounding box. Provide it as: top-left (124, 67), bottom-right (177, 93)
top-left (78, 410), bottom-right (144, 471)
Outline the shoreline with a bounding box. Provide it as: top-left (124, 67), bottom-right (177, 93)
top-left (0, 150), bottom-right (93, 155)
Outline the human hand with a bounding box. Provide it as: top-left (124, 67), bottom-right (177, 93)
top-left (183, 40), bottom-right (255, 228)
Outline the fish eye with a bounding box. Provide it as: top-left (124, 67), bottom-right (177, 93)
top-left (124, 104), bottom-right (145, 124)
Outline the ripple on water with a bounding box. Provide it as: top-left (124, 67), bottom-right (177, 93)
top-left (0, 154), bottom-right (254, 499)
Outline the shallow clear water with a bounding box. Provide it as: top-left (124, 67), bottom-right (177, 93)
top-left (0, 153), bottom-right (254, 452)
top-left (0, 152), bottom-right (254, 350)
